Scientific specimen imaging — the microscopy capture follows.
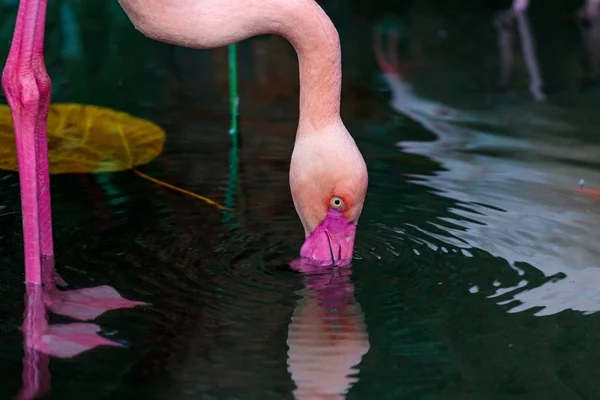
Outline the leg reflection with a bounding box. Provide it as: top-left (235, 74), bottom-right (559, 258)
top-left (15, 280), bottom-right (146, 399)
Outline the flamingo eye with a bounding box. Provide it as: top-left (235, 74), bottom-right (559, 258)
top-left (330, 196), bottom-right (344, 209)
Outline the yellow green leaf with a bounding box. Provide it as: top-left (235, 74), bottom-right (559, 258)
top-left (0, 103), bottom-right (165, 173)
top-left (0, 103), bottom-right (225, 210)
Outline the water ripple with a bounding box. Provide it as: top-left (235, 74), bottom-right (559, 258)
top-left (395, 100), bottom-right (600, 317)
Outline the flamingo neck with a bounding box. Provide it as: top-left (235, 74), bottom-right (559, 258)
top-left (278, 3), bottom-right (342, 132)
top-left (119, 0), bottom-right (342, 132)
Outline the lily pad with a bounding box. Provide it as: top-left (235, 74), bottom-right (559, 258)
top-left (0, 103), bottom-right (165, 174)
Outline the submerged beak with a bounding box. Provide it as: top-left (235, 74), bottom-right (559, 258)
top-left (299, 209), bottom-right (357, 267)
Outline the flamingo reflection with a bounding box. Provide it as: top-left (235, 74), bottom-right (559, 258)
top-left (287, 261), bottom-right (369, 400)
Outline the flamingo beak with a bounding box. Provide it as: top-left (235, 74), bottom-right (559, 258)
top-left (298, 208), bottom-right (356, 267)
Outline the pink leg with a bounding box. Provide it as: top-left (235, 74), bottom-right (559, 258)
top-left (513, 3), bottom-right (546, 101)
top-left (373, 29), bottom-right (395, 74)
top-left (586, 0), bottom-right (600, 18)
top-left (512, 0), bottom-right (530, 12)
top-left (2, 0), bottom-right (54, 285)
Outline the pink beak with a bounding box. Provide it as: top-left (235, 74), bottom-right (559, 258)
top-left (297, 208), bottom-right (357, 268)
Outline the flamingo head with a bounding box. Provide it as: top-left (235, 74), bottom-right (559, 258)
top-left (290, 120), bottom-right (368, 268)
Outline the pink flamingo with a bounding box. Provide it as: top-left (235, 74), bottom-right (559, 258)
top-left (3, 0), bottom-right (368, 286)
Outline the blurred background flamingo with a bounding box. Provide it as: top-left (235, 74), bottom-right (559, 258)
top-left (374, 14), bottom-right (600, 316)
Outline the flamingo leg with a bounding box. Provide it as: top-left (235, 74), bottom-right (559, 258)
top-left (2, 0), bottom-right (54, 285)
top-left (373, 29), bottom-right (395, 74)
top-left (512, 0), bottom-right (530, 12)
top-left (513, 1), bottom-right (546, 101)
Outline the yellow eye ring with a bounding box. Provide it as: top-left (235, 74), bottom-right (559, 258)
top-left (330, 196), bottom-right (344, 209)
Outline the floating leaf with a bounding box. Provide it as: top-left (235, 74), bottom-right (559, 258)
top-left (0, 103), bottom-right (225, 209)
top-left (0, 103), bottom-right (165, 173)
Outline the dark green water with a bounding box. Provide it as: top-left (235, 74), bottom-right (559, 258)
top-left (2, 0), bottom-right (600, 399)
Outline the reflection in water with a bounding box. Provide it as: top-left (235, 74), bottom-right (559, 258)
top-left (375, 23), bottom-right (600, 316)
top-left (287, 264), bottom-right (369, 399)
top-left (15, 283), bottom-right (131, 399)
top-left (16, 285), bottom-right (51, 400)
top-left (12, 257), bottom-right (145, 398)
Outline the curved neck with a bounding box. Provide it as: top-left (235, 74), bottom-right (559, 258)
top-left (122, 0), bottom-right (342, 131)
top-left (282, 3), bottom-right (342, 131)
